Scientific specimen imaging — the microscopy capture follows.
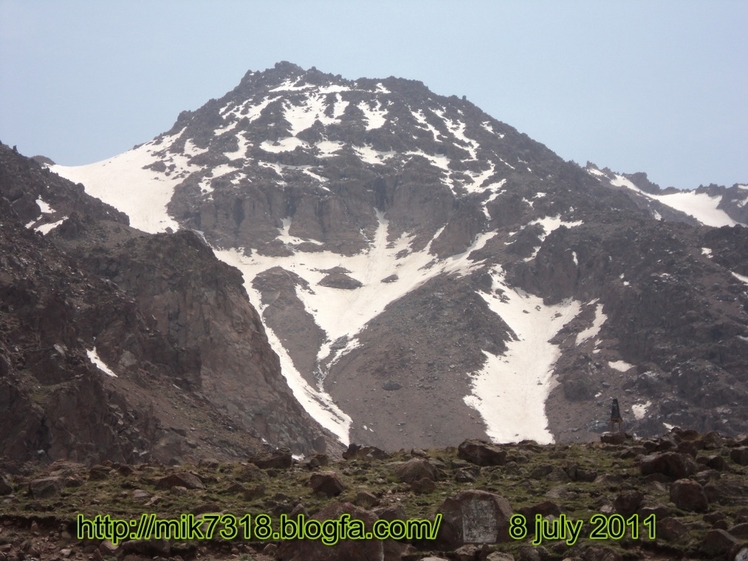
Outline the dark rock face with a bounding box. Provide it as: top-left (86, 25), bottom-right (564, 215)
top-left (0, 142), bottom-right (334, 465)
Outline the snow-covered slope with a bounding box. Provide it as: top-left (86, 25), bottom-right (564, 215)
top-left (587, 166), bottom-right (747, 227)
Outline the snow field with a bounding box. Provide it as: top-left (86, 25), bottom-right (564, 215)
top-left (53, 138), bottom-right (187, 233)
top-left (218, 215), bottom-right (496, 444)
top-left (464, 267), bottom-right (581, 444)
top-left (603, 172), bottom-right (744, 228)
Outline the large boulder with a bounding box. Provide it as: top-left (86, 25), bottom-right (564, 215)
top-left (29, 476), bottom-right (64, 499)
top-left (155, 472), bottom-right (204, 490)
top-left (435, 490), bottom-right (513, 549)
top-left (393, 458), bottom-right (438, 483)
top-left (309, 472), bottom-right (346, 497)
top-left (639, 452), bottom-right (698, 480)
top-left (457, 439), bottom-right (506, 466)
top-left (670, 479), bottom-right (709, 512)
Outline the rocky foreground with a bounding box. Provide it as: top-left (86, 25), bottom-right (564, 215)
top-left (1, 428), bottom-right (748, 561)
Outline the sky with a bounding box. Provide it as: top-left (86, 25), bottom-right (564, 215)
top-left (0, 1), bottom-right (746, 190)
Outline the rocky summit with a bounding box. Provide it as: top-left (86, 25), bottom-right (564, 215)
top-left (3, 61), bottom-right (748, 465)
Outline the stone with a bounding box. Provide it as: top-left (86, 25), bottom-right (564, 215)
top-left (458, 439), bottom-right (507, 466)
top-left (309, 472), bottom-right (345, 497)
top-left (120, 539), bottom-right (171, 557)
top-left (613, 490), bottom-right (644, 517)
top-left (436, 490), bottom-right (513, 549)
top-left (342, 444), bottom-right (388, 460)
top-left (701, 529), bottom-right (741, 557)
top-left (88, 466), bottom-right (110, 480)
top-left (354, 490), bottom-right (379, 509)
top-left (411, 477), bottom-right (436, 494)
top-left (728, 522), bottom-right (748, 539)
top-left (486, 553), bottom-right (516, 561)
top-left (303, 454), bottom-right (329, 470)
top-left (454, 544), bottom-right (480, 561)
top-left (0, 476), bottom-right (12, 496)
top-left (251, 450), bottom-right (293, 469)
top-left (29, 476), bottom-right (64, 499)
top-left (670, 479), bottom-right (709, 512)
top-left (730, 447), bottom-right (748, 466)
top-left (155, 472), bottom-right (204, 490)
top-left (658, 517), bottom-right (688, 541)
top-left (600, 432), bottom-right (626, 445)
top-left (639, 452), bottom-right (698, 480)
top-left (394, 458), bottom-right (437, 483)
top-left (236, 463), bottom-right (269, 482)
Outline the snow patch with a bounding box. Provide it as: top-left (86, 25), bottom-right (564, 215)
top-left (354, 145), bottom-right (396, 165)
top-left (732, 271), bottom-right (748, 285)
top-left (632, 401), bottom-right (650, 420)
top-left (87, 347), bottom-right (118, 378)
top-left (35, 197), bottom-right (52, 214)
top-left (52, 137), bottom-right (186, 233)
top-left (701, 247), bottom-right (712, 257)
top-left (261, 137), bottom-right (309, 153)
top-left (465, 267), bottom-right (581, 444)
top-left (357, 100), bottom-right (388, 130)
top-left (576, 302), bottom-right (607, 345)
top-left (609, 360), bottom-right (633, 372)
top-left (36, 217), bottom-right (67, 234)
top-left (610, 173), bottom-right (743, 227)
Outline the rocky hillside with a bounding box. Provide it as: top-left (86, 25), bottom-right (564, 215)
top-left (0, 142), bottom-right (337, 465)
top-left (1, 429), bottom-right (747, 560)
top-left (50, 62), bottom-right (748, 451)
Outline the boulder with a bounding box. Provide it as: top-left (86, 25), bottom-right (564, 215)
top-left (730, 447), bottom-right (748, 466)
top-left (613, 490), bottom-right (644, 517)
top-left (155, 472), bottom-right (204, 490)
top-left (394, 458), bottom-right (437, 483)
top-left (251, 450), bottom-right (293, 469)
top-left (29, 476), bottom-right (64, 499)
top-left (670, 479), bottom-right (709, 512)
top-left (639, 452), bottom-right (698, 480)
top-left (658, 517), bottom-right (688, 541)
top-left (436, 490), bottom-right (513, 549)
top-left (0, 476), bottom-right (12, 496)
top-left (309, 472), bottom-right (346, 497)
top-left (458, 439), bottom-right (507, 466)
top-left (701, 529), bottom-right (741, 557)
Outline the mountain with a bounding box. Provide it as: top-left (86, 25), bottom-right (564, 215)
top-left (0, 142), bottom-right (336, 466)
top-left (30, 61), bottom-right (748, 453)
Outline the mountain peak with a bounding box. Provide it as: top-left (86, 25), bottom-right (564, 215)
top-left (50, 65), bottom-right (748, 450)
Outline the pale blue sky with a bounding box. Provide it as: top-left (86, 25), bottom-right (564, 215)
top-left (1, 1), bottom-right (746, 189)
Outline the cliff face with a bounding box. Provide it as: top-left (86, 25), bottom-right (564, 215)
top-left (0, 143), bottom-right (335, 467)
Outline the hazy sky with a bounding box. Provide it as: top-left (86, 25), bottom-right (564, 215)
top-left (1, 1), bottom-right (746, 189)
